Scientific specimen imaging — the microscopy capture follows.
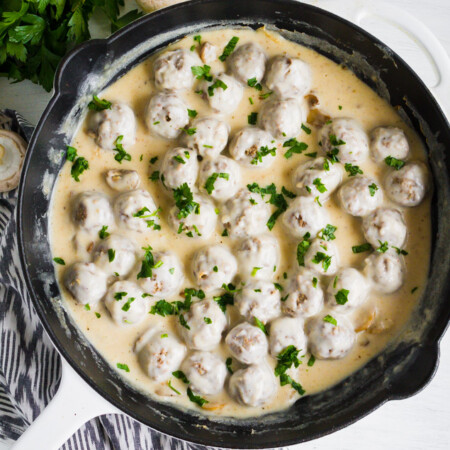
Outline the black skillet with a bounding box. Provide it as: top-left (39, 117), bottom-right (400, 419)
top-left (17, 0), bottom-right (450, 447)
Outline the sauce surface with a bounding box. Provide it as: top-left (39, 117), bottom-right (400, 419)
top-left (50, 28), bottom-right (431, 417)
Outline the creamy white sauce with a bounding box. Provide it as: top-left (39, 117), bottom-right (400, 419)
top-left (50, 28), bottom-right (431, 418)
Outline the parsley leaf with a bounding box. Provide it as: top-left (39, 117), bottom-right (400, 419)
top-left (335, 289), bottom-right (349, 305)
top-left (191, 64), bottom-right (212, 81)
top-left (385, 156), bottom-right (405, 170)
top-left (283, 138), bottom-right (308, 159)
top-left (218, 36), bottom-right (239, 61)
top-left (187, 387), bottom-right (209, 407)
top-left (207, 79), bottom-right (227, 96)
top-left (323, 314), bottom-right (337, 326)
top-left (226, 357), bottom-right (233, 374)
top-left (113, 136), bottom-right (131, 163)
top-left (368, 183), bottom-right (378, 196)
top-left (318, 224), bottom-right (337, 241)
top-left (311, 252), bottom-right (332, 272)
top-left (172, 370), bottom-right (190, 383)
top-left (275, 345), bottom-right (301, 376)
top-left (53, 257), bottom-right (65, 265)
top-left (247, 77), bottom-right (262, 91)
top-left (352, 243), bottom-right (373, 254)
top-left (248, 112), bottom-right (258, 125)
top-left (204, 172), bottom-right (229, 194)
top-left (99, 225), bottom-right (110, 239)
top-left (71, 156), bottom-right (89, 182)
top-left (279, 373), bottom-right (305, 395)
top-left (344, 163), bottom-right (363, 177)
top-left (250, 145), bottom-right (276, 165)
top-left (254, 317), bottom-right (268, 335)
top-left (297, 232), bottom-right (311, 266)
top-left (173, 183), bottom-right (200, 219)
top-left (137, 246), bottom-right (160, 279)
top-left (117, 363), bottom-right (130, 372)
top-left (88, 95), bottom-right (111, 111)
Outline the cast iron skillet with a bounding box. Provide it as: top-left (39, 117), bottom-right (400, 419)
top-left (17, 0), bottom-right (450, 447)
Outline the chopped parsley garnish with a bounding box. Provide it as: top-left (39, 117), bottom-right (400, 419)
top-left (179, 314), bottom-right (190, 330)
top-left (376, 241), bottom-right (389, 253)
top-left (393, 246), bottom-right (408, 255)
top-left (153, 121), bottom-right (160, 125)
top-left (108, 248), bottom-right (115, 262)
top-left (121, 297), bottom-right (135, 311)
top-left (191, 64), bottom-right (212, 81)
top-left (173, 155), bottom-right (186, 164)
top-left (226, 357), bottom-right (233, 374)
top-left (249, 97), bottom-right (254, 105)
top-left (117, 363), bottom-right (130, 372)
top-left (307, 355), bottom-right (316, 367)
top-left (385, 156), bottom-right (405, 170)
top-left (84, 304), bottom-right (90, 311)
top-left (333, 276), bottom-right (338, 288)
top-left (352, 243), bottom-right (373, 254)
top-left (70, 155), bottom-right (89, 182)
top-left (190, 34), bottom-right (201, 51)
top-left (88, 95), bottom-right (111, 111)
top-left (114, 292), bottom-right (127, 301)
top-left (204, 172), bottom-right (229, 194)
top-left (312, 277), bottom-right (318, 288)
top-left (53, 257), bottom-right (65, 265)
top-left (250, 145), bottom-right (276, 165)
top-left (113, 135), bottom-right (131, 163)
top-left (283, 138), bottom-right (308, 159)
top-left (187, 108), bottom-right (198, 118)
top-left (167, 380), bottom-right (181, 395)
top-left (323, 159), bottom-right (330, 171)
top-left (149, 170), bottom-right (160, 182)
top-left (208, 79), bottom-right (228, 96)
top-left (172, 370), bottom-right (190, 383)
top-left (99, 225), bottom-right (110, 239)
top-left (169, 268), bottom-right (175, 274)
top-left (254, 289), bottom-right (262, 293)
top-left (338, 105), bottom-right (343, 110)
top-left (301, 123), bottom-right (312, 134)
top-left (275, 345), bottom-right (301, 376)
top-left (173, 183), bottom-right (200, 219)
top-left (180, 127), bottom-right (197, 136)
top-left (150, 156), bottom-right (158, 164)
top-left (279, 373), bottom-right (305, 395)
top-left (335, 289), bottom-right (349, 305)
top-left (344, 163), bottom-right (363, 177)
top-left (318, 224), bottom-right (337, 241)
top-left (132, 207), bottom-right (160, 230)
top-left (187, 387), bottom-right (209, 407)
top-left (218, 36), bottom-right (239, 61)
top-left (323, 314), bottom-right (337, 326)
top-left (222, 229), bottom-right (229, 237)
top-left (311, 252), bottom-right (332, 271)
top-left (66, 146), bottom-right (77, 162)
top-left (161, 333), bottom-right (168, 338)
top-left (137, 246), bottom-right (161, 279)
top-left (204, 317), bottom-right (212, 324)
top-left (282, 186), bottom-right (296, 198)
top-left (329, 134), bottom-right (345, 146)
top-left (251, 267), bottom-right (262, 277)
top-left (274, 283), bottom-right (283, 291)
top-left (247, 77), bottom-right (262, 91)
top-left (281, 294), bottom-right (289, 302)
top-left (254, 317), bottom-right (268, 335)
top-left (248, 112), bottom-right (258, 125)
top-left (368, 183), bottom-right (379, 196)
top-left (213, 286), bottom-right (235, 312)
top-left (313, 178), bottom-right (327, 193)
top-left (411, 286), bottom-right (418, 294)
top-left (95, 312), bottom-right (101, 318)
top-left (305, 152), bottom-right (317, 158)
top-left (259, 91), bottom-right (273, 100)
top-left (315, 196), bottom-right (322, 207)
top-left (297, 232), bottom-right (311, 266)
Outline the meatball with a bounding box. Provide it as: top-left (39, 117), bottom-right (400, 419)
top-left (307, 314), bottom-right (356, 359)
top-left (198, 156), bottom-right (241, 201)
top-left (136, 329), bottom-right (186, 382)
top-left (282, 267), bottom-right (324, 318)
top-left (228, 43), bottom-right (267, 84)
top-left (72, 191), bottom-right (114, 231)
top-left (370, 126), bottom-right (409, 163)
top-left (228, 127), bottom-right (276, 168)
top-left (105, 169), bottom-right (140, 192)
top-left (264, 55), bottom-right (312, 99)
top-left (235, 280), bottom-right (281, 324)
top-left (64, 262), bottom-right (107, 305)
top-left (145, 91), bottom-right (189, 139)
top-left (92, 234), bottom-right (136, 277)
top-left (292, 157), bottom-right (343, 201)
top-left (225, 322), bottom-right (268, 364)
top-left (177, 299), bottom-right (227, 351)
top-left (168, 193), bottom-right (217, 239)
top-left (199, 73), bottom-right (243, 114)
top-left (137, 250), bottom-right (184, 299)
top-left (326, 268), bottom-right (370, 312)
top-left (362, 208), bottom-right (407, 249)
top-left (153, 49), bottom-right (201, 90)
top-left (160, 147), bottom-right (198, 190)
top-left (339, 176), bottom-right (383, 217)
top-left (104, 281), bottom-right (146, 326)
top-left (364, 250), bottom-right (405, 294)
top-left (181, 117), bottom-right (229, 159)
top-left (385, 162), bottom-right (428, 207)
top-left (89, 102), bottom-right (136, 150)
top-left (319, 118), bottom-right (369, 164)
top-left (281, 196), bottom-right (329, 239)
top-left (191, 245), bottom-right (237, 292)
top-left (113, 189), bottom-right (160, 232)
top-left (229, 363), bottom-right (277, 407)
top-left (258, 98), bottom-right (307, 140)
top-left (235, 234), bottom-right (280, 281)
top-left (269, 317), bottom-right (307, 358)
top-left (221, 189), bottom-right (271, 238)
top-left (304, 238), bottom-right (339, 275)
top-left (181, 351), bottom-right (227, 396)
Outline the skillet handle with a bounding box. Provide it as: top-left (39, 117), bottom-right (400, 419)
top-left (309, 0), bottom-right (450, 116)
top-left (12, 358), bottom-right (120, 450)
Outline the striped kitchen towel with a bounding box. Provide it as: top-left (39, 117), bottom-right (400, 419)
top-left (0, 110), bottom-right (207, 450)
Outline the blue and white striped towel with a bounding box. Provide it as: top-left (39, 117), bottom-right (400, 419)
top-left (0, 110), bottom-right (207, 450)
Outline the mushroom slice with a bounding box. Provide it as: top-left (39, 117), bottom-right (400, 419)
top-left (354, 307), bottom-right (377, 333)
top-left (105, 169), bottom-right (140, 192)
top-left (307, 109), bottom-right (331, 128)
top-left (0, 130), bottom-right (27, 192)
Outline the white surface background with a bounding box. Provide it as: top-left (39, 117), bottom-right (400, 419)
top-left (1, 0), bottom-right (449, 449)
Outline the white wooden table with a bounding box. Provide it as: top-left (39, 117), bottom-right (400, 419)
top-left (1, 1), bottom-right (449, 449)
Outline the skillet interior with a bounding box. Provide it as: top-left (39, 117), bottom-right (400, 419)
top-left (17, 0), bottom-right (450, 447)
